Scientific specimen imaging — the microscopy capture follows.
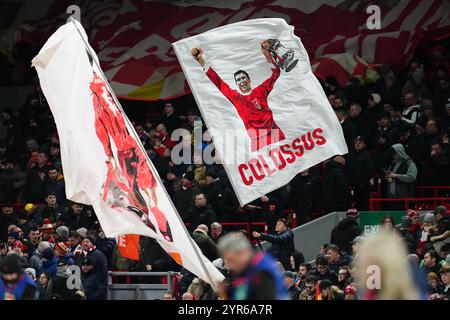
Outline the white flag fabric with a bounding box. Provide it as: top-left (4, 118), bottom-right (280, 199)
top-left (173, 18), bottom-right (348, 205)
top-left (32, 20), bottom-right (224, 290)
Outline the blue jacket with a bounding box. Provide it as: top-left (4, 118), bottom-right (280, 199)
top-left (39, 256), bottom-right (58, 277)
top-left (0, 274), bottom-right (38, 300)
top-left (230, 252), bottom-right (287, 300)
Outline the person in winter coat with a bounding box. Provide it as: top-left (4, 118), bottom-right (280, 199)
top-left (330, 209), bottom-right (362, 255)
top-left (80, 258), bottom-right (107, 300)
top-left (62, 202), bottom-right (91, 230)
top-left (191, 225), bottom-right (219, 261)
top-left (398, 216), bottom-right (420, 254)
top-left (38, 247), bottom-right (58, 277)
top-left (347, 136), bottom-right (373, 211)
top-left (252, 218), bottom-right (295, 270)
top-left (51, 257), bottom-right (85, 300)
top-left (0, 204), bottom-right (18, 242)
top-left (289, 167), bottom-right (320, 225)
top-left (188, 194), bottom-right (217, 231)
top-left (321, 156), bottom-right (350, 213)
top-left (204, 171), bottom-right (239, 221)
top-left (172, 171), bottom-right (202, 221)
top-left (0, 255), bottom-right (38, 300)
top-left (385, 144), bottom-right (417, 209)
top-left (139, 236), bottom-right (170, 272)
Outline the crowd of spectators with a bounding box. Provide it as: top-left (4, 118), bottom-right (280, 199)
top-left (0, 41), bottom-right (449, 299)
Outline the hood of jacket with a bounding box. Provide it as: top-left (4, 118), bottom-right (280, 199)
top-left (391, 143), bottom-right (410, 162)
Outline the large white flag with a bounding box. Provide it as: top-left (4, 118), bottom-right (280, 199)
top-left (32, 20), bottom-right (224, 289)
top-left (173, 18), bottom-right (348, 205)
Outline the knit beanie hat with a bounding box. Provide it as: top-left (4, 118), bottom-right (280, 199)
top-left (423, 213), bottom-right (436, 224)
top-left (55, 242), bottom-right (71, 256)
top-left (56, 226), bottom-right (69, 239)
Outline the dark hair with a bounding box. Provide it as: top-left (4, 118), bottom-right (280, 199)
top-left (381, 215), bottom-right (395, 225)
top-left (234, 70), bottom-right (250, 81)
top-left (291, 251), bottom-right (305, 268)
top-left (300, 262), bottom-right (312, 272)
top-left (46, 192), bottom-right (56, 198)
top-left (28, 226), bottom-right (39, 233)
top-left (305, 275), bottom-right (318, 284)
top-left (327, 244), bottom-right (340, 253)
top-left (277, 218), bottom-right (289, 228)
top-left (315, 255), bottom-right (329, 267)
top-left (47, 167), bottom-right (58, 172)
top-left (321, 243), bottom-right (330, 250)
top-left (426, 250), bottom-right (440, 262)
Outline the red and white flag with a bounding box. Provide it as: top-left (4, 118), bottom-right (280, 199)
top-left (173, 18), bottom-right (348, 205)
top-left (32, 19), bottom-right (224, 290)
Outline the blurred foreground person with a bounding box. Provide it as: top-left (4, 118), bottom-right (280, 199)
top-left (0, 255), bottom-right (38, 300)
top-left (218, 232), bottom-right (287, 300)
top-left (355, 230), bottom-right (420, 299)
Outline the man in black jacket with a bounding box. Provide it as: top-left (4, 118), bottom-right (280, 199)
top-left (188, 193), bottom-right (217, 231)
top-left (309, 255), bottom-right (338, 285)
top-left (63, 202), bottom-right (91, 230)
top-left (252, 218), bottom-right (295, 270)
top-left (32, 192), bottom-right (66, 226)
top-left (0, 204), bottom-right (18, 242)
top-left (80, 258), bottom-right (107, 300)
top-left (321, 156), bottom-right (350, 213)
top-left (139, 237), bottom-right (170, 272)
top-left (330, 208), bottom-right (362, 255)
top-left (347, 136), bottom-right (373, 210)
top-left (204, 171), bottom-right (239, 221)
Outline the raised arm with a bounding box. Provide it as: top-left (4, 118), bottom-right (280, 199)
top-left (259, 40), bottom-right (280, 96)
top-left (191, 47), bottom-right (238, 103)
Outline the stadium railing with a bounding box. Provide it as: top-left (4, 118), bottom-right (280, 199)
top-left (369, 197), bottom-right (450, 211)
top-left (107, 271), bottom-right (178, 300)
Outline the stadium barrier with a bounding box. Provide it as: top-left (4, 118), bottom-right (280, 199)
top-left (107, 271), bottom-right (177, 300)
top-left (369, 197), bottom-right (450, 211)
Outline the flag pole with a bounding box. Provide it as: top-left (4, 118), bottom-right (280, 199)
top-left (69, 18), bottom-right (219, 292)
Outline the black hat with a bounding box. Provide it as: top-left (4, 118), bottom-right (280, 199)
top-left (319, 279), bottom-right (333, 290)
top-left (182, 171), bottom-right (195, 182)
top-left (86, 234), bottom-right (97, 245)
top-left (0, 255), bottom-right (23, 275)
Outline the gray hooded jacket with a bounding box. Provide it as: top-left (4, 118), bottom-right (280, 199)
top-left (388, 144), bottom-right (417, 197)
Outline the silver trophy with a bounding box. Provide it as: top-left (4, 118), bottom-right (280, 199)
top-left (267, 39), bottom-right (298, 72)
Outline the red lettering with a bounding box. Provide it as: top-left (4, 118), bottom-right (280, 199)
top-left (301, 132), bottom-right (314, 151)
top-left (238, 164), bottom-right (253, 186)
top-left (248, 158), bottom-right (265, 181)
top-left (269, 148), bottom-right (286, 170)
top-left (292, 138), bottom-right (304, 157)
top-left (312, 128), bottom-right (327, 145)
top-left (258, 155), bottom-right (277, 176)
top-left (279, 144), bottom-right (296, 164)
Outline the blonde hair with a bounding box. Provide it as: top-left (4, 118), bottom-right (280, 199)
top-left (354, 230), bottom-right (419, 300)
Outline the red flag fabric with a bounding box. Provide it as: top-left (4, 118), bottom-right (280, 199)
top-left (11, 0), bottom-right (450, 100)
top-left (117, 234), bottom-right (140, 261)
